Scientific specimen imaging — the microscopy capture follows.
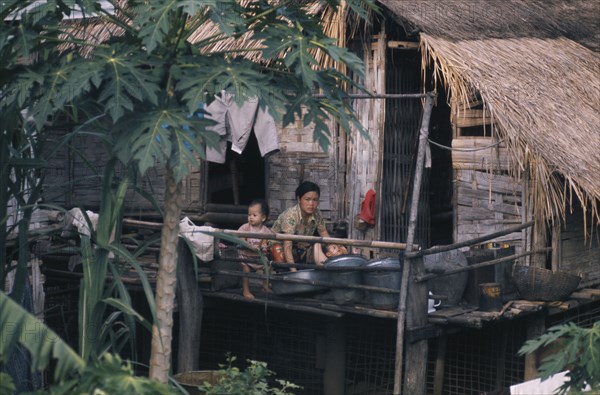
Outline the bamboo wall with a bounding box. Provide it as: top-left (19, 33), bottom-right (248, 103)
top-left (557, 207), bottom-right (600, 288)
top-left (451, 101), bottom-right (523, 247)
top-left (266, 116), bottom-right (339, 224)
top-left (344, 32), bottom-right (387, 244)
top-left (42, 129), bottom-right (204, 214)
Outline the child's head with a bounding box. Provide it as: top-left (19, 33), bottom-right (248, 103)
top-left (247, 199), bottom-right (269, 226)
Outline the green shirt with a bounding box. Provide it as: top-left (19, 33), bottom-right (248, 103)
top-left (271, 204), bottom-right (327, 249)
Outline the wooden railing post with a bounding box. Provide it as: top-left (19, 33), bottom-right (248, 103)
top-left (394, 92), bottom-right (435, 394)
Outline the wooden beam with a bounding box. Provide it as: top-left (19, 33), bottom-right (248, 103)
top-left (388, 40), bottom-right (420, 50)
top-left (531, 219), bottom-right (548, 268)
top-left (414, 248), bottom-right (552, 282)
top-left (205, 292), bottom-right (344, 318)
top-left (394, 92), bottom-right (435, 395)
top-left (551, 220), bottom-right (561, 271)
top-left (433, 334), bottom-right (447, 395)
top-left (176, 240), bottom-right (203, 373)
top-left (524, 313), bottom-right (546, 380)
top-left (406, 220), bottom-right (534, 258)
top-left (323, 318), bottom-right (346, 395)
top-left (122, 218), bottom-right (412, 250)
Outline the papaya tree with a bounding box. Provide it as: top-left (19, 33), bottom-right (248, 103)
top-left (3, 0), bottom-right (377, 383)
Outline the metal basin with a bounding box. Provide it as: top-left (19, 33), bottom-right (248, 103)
top-left (324, 254), bottom-right (367, 305)
top-left (270, 269), bottom-right (329, 295)
top-left (362, 257), bottom-right (402, 309)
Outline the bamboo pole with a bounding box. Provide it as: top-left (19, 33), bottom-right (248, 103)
top-left (217, 230), bottom-right (409, 249)
top-left (414, 247), bottom-right (553, 282)
top-left (313, 93), bottom-right (428, 99)
top-left (394, 92), bottom-right (434, 395)
top-left (122, 218), bottom-right (410, 250)
top-left (405, 220), bottom-right (534, 258)
top-left (207, 291), bottom-right (344, 318)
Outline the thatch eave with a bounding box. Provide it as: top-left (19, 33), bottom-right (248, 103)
top-left (379, 0), bottom-right (600, 52)
top-left (420, 34), bottom-right (600, 226)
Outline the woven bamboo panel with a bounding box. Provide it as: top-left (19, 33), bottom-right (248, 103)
top-left (41, 129), bottom-right (203, 213)
top-left (454, 169), bottom-right (522, 245)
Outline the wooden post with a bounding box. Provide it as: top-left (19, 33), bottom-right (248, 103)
top-left (394, 92), bottom-right (435, 395)
top-left (531, 218), bottom-right (547, 268)
top-left (230, 158), bottom-right (240, 206)
top-left (524, 313), bottom-right (546, 380)
top-left (495, 322), bottom-right (508, 391)
top-left (374, 26), bottom-right (386, 242)
top-left (323, 318), bottom-right (346, 395)
top-left (433, 333), bottom-right (447, 395)
top-left (176, 239), bottom-right (204, 373)
top-left (551, 220), bottom-right (561, 271)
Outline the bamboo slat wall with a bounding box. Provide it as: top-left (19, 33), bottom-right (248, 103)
top-left (43, 129), bottom-right (204, 213)
top-left (451, 138), bottom-right (511, 170)
top-left (558, 208), bottom-right (600, 288)
top-left (453, 169), bottom-right (523, 244)
top-left (345, 32), bottom-right (386, 245)
top-left (451, 100), bottom-right (523, 247)
top-left (266, 116), bottom-right (338, 223)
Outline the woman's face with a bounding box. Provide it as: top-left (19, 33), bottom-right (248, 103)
top-left (298, 191), bottom-right (320, 216)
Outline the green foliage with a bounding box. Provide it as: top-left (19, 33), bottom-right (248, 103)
top-left (518, 321), bottom-right (600, 394)
top-left (0, 371), bottom-right (16, 394)
top-left (34, 353), bottom-right (175, 395)
top-left (200, 355), bottom-right (301, 395)
top-left (1, 0), bottom-right (378, 384)
top-left (3, 0), bottom-right (377, 183)
top-left (0, 291), bottom-right (85, 381)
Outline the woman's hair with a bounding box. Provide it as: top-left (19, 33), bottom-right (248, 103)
top-left (249, 198), bottom-right (270, 218)
top-left (295, 181), bottom-right (320, 199)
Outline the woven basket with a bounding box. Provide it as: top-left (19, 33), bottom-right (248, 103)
top-left (512, 264), bottom-right (581, 301)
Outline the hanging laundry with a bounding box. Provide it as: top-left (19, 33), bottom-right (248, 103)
top-left (204, 91), bottom-right (280, 163)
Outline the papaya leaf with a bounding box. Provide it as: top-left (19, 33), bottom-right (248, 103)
top-left (0, 291), bottom-right (85, 380)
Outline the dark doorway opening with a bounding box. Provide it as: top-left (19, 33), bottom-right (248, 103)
top-left (207, 132), bottom-right (266, 206)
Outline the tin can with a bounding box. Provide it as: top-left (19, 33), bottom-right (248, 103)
top-left (479, 282), bottom-right (502, 311)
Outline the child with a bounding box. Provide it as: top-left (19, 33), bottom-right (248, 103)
top-left (237, 199), bottom-right (273, 300)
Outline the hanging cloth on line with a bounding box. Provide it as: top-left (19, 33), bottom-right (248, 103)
top-left (205, 92), bottom-right (280, 163)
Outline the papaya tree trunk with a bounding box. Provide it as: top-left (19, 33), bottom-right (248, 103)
top-left (149, 167), bottom-right (182, 382)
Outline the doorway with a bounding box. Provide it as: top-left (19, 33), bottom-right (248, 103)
top-left (207, 133), bottom-right (266, 206)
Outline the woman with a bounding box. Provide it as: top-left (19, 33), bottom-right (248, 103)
top-left (271, 181), bottom-right (342, 271)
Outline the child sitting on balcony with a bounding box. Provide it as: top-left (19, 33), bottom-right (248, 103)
top-left (237, 199), bottom-right (273, 300)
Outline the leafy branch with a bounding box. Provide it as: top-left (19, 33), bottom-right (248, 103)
top-left (518, 321), bottom-right (600, 394)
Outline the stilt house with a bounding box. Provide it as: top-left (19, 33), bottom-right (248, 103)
top-left (31, 1), bottom-right (600, 394)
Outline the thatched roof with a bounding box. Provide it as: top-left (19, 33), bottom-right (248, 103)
top-left (380, 0), bottom-right (600, 52)
top-left (379, 0), bottom-right (600, 224)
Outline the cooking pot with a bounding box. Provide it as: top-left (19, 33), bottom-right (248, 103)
top-left (362, 257), bottom-right (402, 309)
top-left (324, 254), bottom-right (367, 304)
top-left (270, 269), bottom-right (329, 296)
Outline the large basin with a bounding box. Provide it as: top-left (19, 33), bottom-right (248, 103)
top-left (324, 254), bottom-right (367, 304)
top-left (270, 269), bottom-right (329, 295)
top-left (362, 257), bottom-right (403, 309)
